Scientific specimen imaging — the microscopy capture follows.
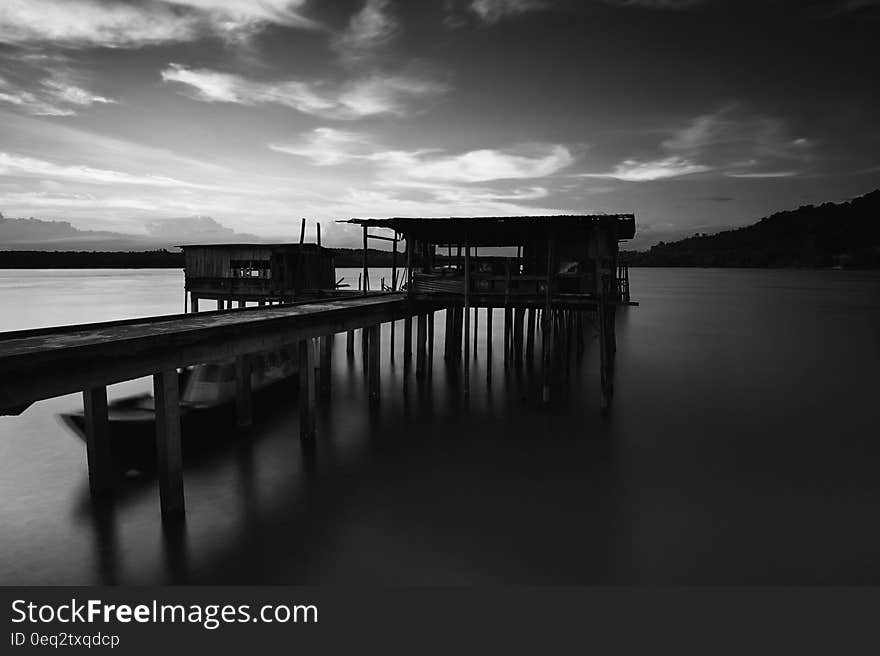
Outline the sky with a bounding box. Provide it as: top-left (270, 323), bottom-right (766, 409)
top-left (0, 0), bottom-right (878, 249)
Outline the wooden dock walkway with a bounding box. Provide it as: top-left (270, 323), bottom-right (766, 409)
top-left (0, 292), bottom-right (408, 413)
top-left (0, 292), bottom-right (418, 522)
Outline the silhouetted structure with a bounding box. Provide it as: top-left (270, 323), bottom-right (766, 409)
top-left (346, 214), bottom-right (636, 406)
top-left (181, 243), bottom-right (337, 309)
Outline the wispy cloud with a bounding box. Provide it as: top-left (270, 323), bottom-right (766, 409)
top-left (269, 128), bottom-right (376, 165)
top-left (579, 156), bottom-right (711, 181)
top-left (469, 0), bottom-right (551, 23)
top-left (272, 128), bottom-right (574, 182)
top-left (725, 171), bottom-right (798, 178)
top-left (332, 0), bottom-right (399, 65)
top-left (0, 152), bottom-right (215, 188)
top-left (600, 0), bottom-right (708, 9)
top-left (0, 0), bottom-right (320, 49)
top-left (578, 104), bottom-right (814, 182)
top-left (162, 64), bottom-right (447, 119)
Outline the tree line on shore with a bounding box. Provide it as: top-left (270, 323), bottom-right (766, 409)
top-left (621, 189), bottom-right (880, 268)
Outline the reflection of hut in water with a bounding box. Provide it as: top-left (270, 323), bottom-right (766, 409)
top-left (180, 243), bottom-right (337, 310)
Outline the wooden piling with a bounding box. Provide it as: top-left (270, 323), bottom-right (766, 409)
top-left (426, 311), bottom-right (434, 374)
top-left (346, 329), bottom-right (355, 359)
top-left (526, 307), bottom-right (536, 362)
top-left (416, 313), bottom-right (427, 379)
top-left (503, 307), bottom-right (512, 366)
top-left (319, 334), bottom-right (331, 399)
top-left (513, 307), bottom-right (525, 366)
top-left (367, 324), bottom-right (380, 405)
top-left (191, 296), bottom-right (199, 313)
top-left (486, 307), bottom-right (493, 375)
top-left (83, 386), bottom-right (113, 498)
top-left (154, 369), bottom-right (184, 521)
top-left (403, 314), bottom-right (413, 368)
top-left (473, 300), bottom-right (479, 359)
top-left (444, 308), bottom-right (454, 361)
top-left (298, 339), bottom-right (316, 441)
top-left (234, 355), bottom-right (252, 428)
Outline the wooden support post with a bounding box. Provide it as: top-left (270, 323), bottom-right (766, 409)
top-left (503, 307), bottom-right (512, 366)
top-left (319, 334), bottom-right (331, 399)
top-left (403, 314), bottom-right (413, 368)
top-left (298, 339), bottom-right (316, 441)
top-left (235, 355), bottom-right (252, 428)
top-left (464, 241), bottom-right (471, 396)
top-left (392, 233), bottom-right (398, 291)
top-left (154, 369), bottom-right (184, 521)
top-left (347, 329), bottom-right (355, 359)
top-left (526, 307), bottom-right (536, 362)
top-left (83, 386), bottom-right (113, 498)
top-left (444, 308), bottom-right (454, 361)
top-left (486, 307), bottom-right (494, 362)
top-left (257, 300), bottom-right (265, 307)
top-left (191, 295), bottom-right (199, 313)
top-left (217, 299), bottom-right (224, 311)
top-left (513, 307), bottom-right (525, 366)
top-left (473, 300), bottom-right (479, 359)
top-left (416, 313), bottom-right (427, 379)
top-left (362, 226), bottom-right (369, 295)
top-left (454, 306), bottom-right (464, 360)
top-left (542, 232), bottom-right (555, 405)
top-left (367, 324), bottom-right (380, 405)
top-left (427, 311), bottom-right (434, 374)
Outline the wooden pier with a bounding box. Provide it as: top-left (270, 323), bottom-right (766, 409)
top-left (0, 213), bottom-right (636, 526)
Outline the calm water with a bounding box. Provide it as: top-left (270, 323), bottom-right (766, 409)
top-left (1, 267), bottom-right (879, 585)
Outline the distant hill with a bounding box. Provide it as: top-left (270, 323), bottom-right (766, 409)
top-left (622, 190), bottom-right (880, 268)
top-left (0, 248), bottom-right (399, 269)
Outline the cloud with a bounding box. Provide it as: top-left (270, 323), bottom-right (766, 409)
top-left (332, 0), bottom-right (399, 64)
top-left (0, 152), bottom-right (215, 188)
top-left (0, 212), bottom-right (262, 249)
top-left (0, 0), bottom-right (319, 49)
top-left (0, 74), bottom-right (116, 116)
top-left (579, 104), bottom-right (814, 182)
top-left (269, 128), bottom-right (376, 165)
top-left (600, 0), bottom-right (707, 8)
top-left (272, 129), bottom-right (574, 182)
top-left (379, 144), bottom-right (574, 183)
top-left (161, 64), bottom-right (447, 119)
top-left (579, 156), bottom-right (711, 181)
top-left (725, 171), bottom-right (798, 178)
top-left (469, 0), bottom-right (551, 23)
top-left (143, 215), bottom-right (263, 243)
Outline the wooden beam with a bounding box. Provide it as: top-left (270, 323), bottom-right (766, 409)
top-left (154, 369), bottom-right (184, 521)
top-left (298, 339), bottom-right (316, 441)
top-left (83, 386), bottom-right (113, 498)
top-left (235, 355), bottom-right (252, 428)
